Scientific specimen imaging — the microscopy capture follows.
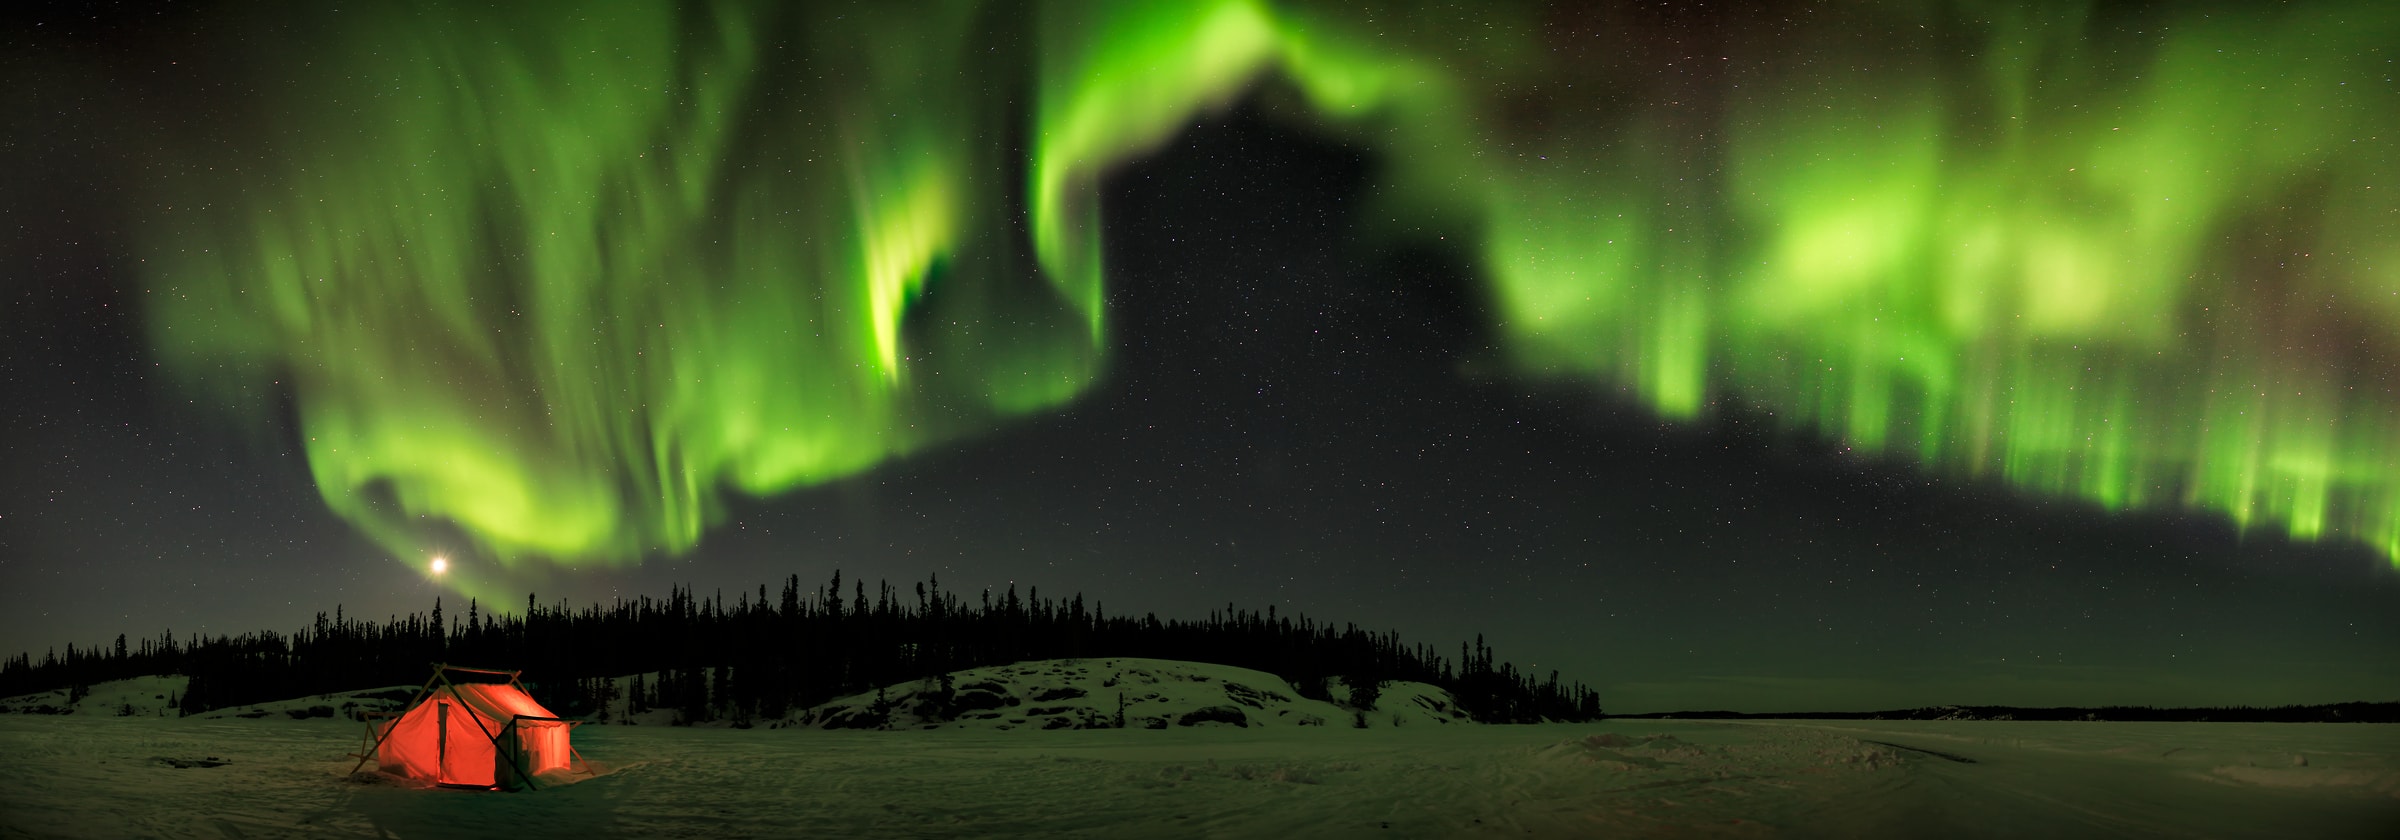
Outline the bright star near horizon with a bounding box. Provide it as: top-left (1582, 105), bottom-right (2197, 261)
top-left (430, 556), bottom-right (449, 575)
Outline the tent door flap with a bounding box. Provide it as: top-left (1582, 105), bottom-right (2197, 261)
top-left (437, 701), bottom-right (450, 781)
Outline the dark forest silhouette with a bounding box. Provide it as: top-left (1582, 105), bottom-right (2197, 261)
top-left (0, 572), bottom-right (1604, 724)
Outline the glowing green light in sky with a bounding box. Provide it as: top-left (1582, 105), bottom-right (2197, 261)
top-left (143, 0), bottom-right (2400, 598)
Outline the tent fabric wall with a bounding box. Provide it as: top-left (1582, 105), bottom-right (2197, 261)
top-left (498, 716), bottom-right (574, 786)
top-left (373, 677), bottom-right (575, 790)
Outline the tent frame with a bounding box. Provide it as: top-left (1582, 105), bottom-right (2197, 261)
top-left (348, 662), bottom-right (590, 791)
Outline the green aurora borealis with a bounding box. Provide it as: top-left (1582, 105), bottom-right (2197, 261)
top-left (139, 0), bottom-right (2398, 600)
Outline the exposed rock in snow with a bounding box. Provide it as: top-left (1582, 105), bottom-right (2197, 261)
top-left (1336, 679), bottom-right (1475, 727)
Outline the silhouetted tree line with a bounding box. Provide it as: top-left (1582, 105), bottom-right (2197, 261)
top-left (0, 572), bottom-right (1604, 724)
top-left (1610, 702), bottom-right (2400, 724)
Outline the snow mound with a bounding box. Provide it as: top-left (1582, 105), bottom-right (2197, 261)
top-left (0, 676), bottom-right (427, 722)
top-left (0, 676), bottom-right (187, 717)
top-left (188, 685), bottom-right (418, 722)
top-left (793, 658), bottom-right (1465, 731)
top-left (1539, 727), bottom-right (1915, 779)
top-left (1338, 679), bottom-right (1476, 727)
top-left (2207, 764), bottom-right (2400, 798)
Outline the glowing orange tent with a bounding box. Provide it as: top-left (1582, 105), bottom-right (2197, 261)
top-left (355, 664), bottom-right (587, 791)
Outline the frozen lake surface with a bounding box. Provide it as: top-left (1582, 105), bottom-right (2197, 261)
top-left (3, 715), bottom-right (2395, 838)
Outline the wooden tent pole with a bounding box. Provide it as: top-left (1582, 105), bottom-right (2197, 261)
top-left (494, 716), bottom-right (542, 791)
top-left (493, 669), bottom-right (547, 790)
top-left (348, 665), bottom-right (448, 777)
top-left (566, 740), bottom-right (596, 778)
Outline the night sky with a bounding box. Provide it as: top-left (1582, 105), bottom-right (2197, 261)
top-left (4, 0), bottom-right (2397, 713)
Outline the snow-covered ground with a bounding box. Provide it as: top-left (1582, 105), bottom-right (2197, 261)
top-left (3, 712), bottom-right (2395, 837)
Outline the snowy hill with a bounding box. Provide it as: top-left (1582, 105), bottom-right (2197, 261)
top-left (184, 685), bottom-right (420, 721)
top-left (5, 661), bottom-right (1480, 732)
top-left (1, 678), bottom-right (493, 723)
top-left (0, 676), bottom-right (187, 717)
top-left (789, 658), bottom-right (1471, 731)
